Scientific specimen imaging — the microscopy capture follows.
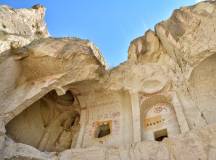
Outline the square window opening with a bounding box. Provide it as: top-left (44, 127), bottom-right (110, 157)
top-left (95, 121), bottom-right (112, 138)
top-left (154, 128), bottom-right (168, 141)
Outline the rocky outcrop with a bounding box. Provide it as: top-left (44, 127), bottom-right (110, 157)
top-left (128, 30), bottom-right (163, 63)
top-left (1, 1), bottom-right (216, 160)
top-left (0, 37), bottom-right (106, 123)
top-left (0, 4), bottom-right (48, 54)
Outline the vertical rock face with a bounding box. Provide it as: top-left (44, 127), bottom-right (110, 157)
top-left (1, 1), bottom-right (216, 160)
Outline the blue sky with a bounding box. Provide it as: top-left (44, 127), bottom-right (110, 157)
top-left (1, 0), bottom-right (198, 67)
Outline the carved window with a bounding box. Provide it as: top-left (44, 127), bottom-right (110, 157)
top-left (154, 128), bottom-right (168, 141)
top-left (95, 121), bottom-right (112, 138)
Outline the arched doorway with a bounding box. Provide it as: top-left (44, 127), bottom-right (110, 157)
top-left (6, 90), bottom-right (81, 152)
top-left (140, 95), bottom-right (180, 141)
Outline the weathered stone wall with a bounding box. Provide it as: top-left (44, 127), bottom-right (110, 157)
top-left (3, 123), bottom-right (216, 160)
top-left (79, 90), bottom-right (133, 147)
top-left (189, 53), bottom-right (216, 125)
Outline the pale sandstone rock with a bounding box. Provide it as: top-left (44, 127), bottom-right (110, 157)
top-left (56, 124), bottom-right (216, 160)
top-left (0, 4), bottom-right (49, 55)
top-left (128, 30), bottom-right (163, 63)
top-left (1, 1), bottom-right (216, 160)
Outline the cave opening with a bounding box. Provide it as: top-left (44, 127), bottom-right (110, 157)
top-left (6, 89), bottom-right (81, 152)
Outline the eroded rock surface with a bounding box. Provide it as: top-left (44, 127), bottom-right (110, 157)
top-left (1, 1), bottom-right (216, 160)
top-left (0, 4), bottom-right (48, 55)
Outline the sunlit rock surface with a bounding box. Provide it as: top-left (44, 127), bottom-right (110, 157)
top-left (0, 4), bottom-right (49, 55)
top-left (1, 1), bottom-right (216, 160)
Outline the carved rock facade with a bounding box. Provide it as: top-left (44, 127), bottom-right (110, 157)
top-left (1, 1), bottom-right (216, 160)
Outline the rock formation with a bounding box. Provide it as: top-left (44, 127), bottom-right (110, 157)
top-left (0, 4), bottom-right (49, 55)
top-left (1, 1), bottom-right (216, 160)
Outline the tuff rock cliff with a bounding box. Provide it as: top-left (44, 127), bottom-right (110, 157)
top-left (1, 1), bottom-right (216, 160)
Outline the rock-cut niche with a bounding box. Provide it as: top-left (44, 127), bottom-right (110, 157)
top-left (140, 95), bottom-right (180, 141)
top-left (6, 90), bottom-right (81, 152)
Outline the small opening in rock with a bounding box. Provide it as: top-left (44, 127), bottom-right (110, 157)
top-left (2, 24), bottom-right (6, 28)
top-left (95, 121), bottom-right (111, 138)
top-left (154, 128), bottom-right (168, 141)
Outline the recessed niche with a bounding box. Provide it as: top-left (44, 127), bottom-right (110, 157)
top-left (95, 121), bottom-right (112, 138)
top-left (140, 95), bottom-right (180, 141)
top-left (6, 90), bottom-right (81, 152)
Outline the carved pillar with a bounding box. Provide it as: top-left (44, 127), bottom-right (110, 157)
top-left (130, 92), bottom-right (141, 143)
top-left (171, 91), bottom-right (190, 133)
top-left (74, 108), bottom-right (87, 148)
